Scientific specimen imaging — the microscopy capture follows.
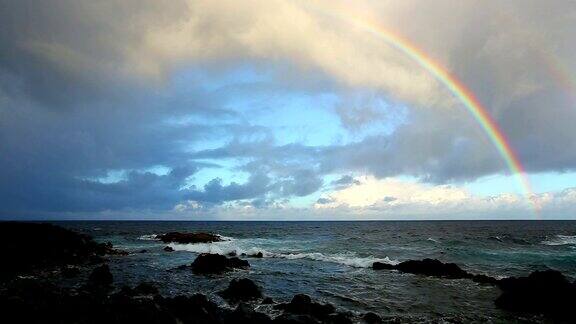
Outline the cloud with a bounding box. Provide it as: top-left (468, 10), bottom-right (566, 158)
top-left (1, 0), bottom-right (576, 218)
top-left (313, 176), bottom-right (576, 218)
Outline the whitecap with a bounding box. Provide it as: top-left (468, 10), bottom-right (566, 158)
top-left (272, 252), bottom-right (398, 268)
top-left (542, 235), bottom-right (576, 246)
top-left (137, 234), bottom-right (159, 241)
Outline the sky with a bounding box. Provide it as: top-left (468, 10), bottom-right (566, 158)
top-left (1, 0), bottom-right (576, 220)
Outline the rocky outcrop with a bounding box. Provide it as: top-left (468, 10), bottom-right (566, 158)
top-left (495, 270), bottom-right (576, 321)
top-left (0, 222), bottom-right (126, 280)
top-left (372, 258), bottom-right (498, 284)
top-left (219, 278), bottom-right (263, 302)
top-left (88, 264), bottom-right (113, 287)
top-left (164, 246), bottom-right (175, 252)
top-left (275, 294), bottom-right (352, 324)
top-left (156, 232), bottom-right (222, 244)
top-left (190, 253), bottom-right (250, 274)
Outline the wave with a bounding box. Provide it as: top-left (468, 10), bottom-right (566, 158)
top-left (168, 239), bottom-right (397, 268)
top-left (137, 234), bottom-right (159, 241)
top-left (273, 252), bottom-right (398, 268)
top-left (542, 235), bottom-right (576, 246)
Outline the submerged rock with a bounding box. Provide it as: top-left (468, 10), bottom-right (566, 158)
top-left (219, 278), bottom-right (263, 302)
top-left (163, 246), bottom-right (175, 252)
top-left (495, 270), bottom-right (576, 321)
top-left (191, 253), bottom-right (250, 274)
top-left (156, 232), bottom-right (222, 244)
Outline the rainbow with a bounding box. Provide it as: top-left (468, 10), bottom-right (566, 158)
top-left (304, 0), bottom-right (538, 214)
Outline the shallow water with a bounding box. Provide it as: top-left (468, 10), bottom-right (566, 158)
top-left (57, 220), bottom-right (576, 322)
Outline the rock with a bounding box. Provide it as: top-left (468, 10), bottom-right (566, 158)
top-left (163, 246), bottom-right (174, 252)
top-left (226, 303), bottom-right (272, 324)
top-left (276, 294), bottom-right (336, 322)
top-left (262, 297), bottom-right (275, 304)
top-left (139, 249), bottom-right (148, 253)
top-left (495, 270), bottom-right (576, 321)
top-left (219, 278), bottom-right (263, 301)
top-left (88, 264), bottom-right (113, 286)
top-left (191, 253), bottom-right (250, 274)
top-left (394, 259), bottom-right (470, 279)
top-left (160, 294), bottom-right (224, 324)
top-left (96, 242), bottom-right (129, 256)
top-left (0, 222), bottom-right (122, 280)
top-left (472, 274), bottom-right (499, 285)
top-left (251, 252), bottom-right (264, 258)
top-left (61, 265), bottom-right (80, 278)
top-left (373, 258), bottom-right (500, 286)
top-left (228, 251), bottom-right (237, 257)
top-left (156, 232), bottom-right (222, 244)
top-left (133, 282), bottom-right (159, 296)
top-left (372, 262), bottom-right (395, 270)
top-left (273, 314), bottom-right (320, 324)
top-left (362, 312), bottom-right (382, 324)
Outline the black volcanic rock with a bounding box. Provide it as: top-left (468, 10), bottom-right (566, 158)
top-left (0, 222), bottom-right (125, 280)
top-left (226, 303), bottom-right (272, 324)
top-left (362, 312), bottom-right (382, 324)
top-left (219, 278), bottom-right (263, 302)
top-left (276, 294), bottom-right (340, 322)
top-left (191, 253), bottom-right (250, 274)
top-left (495, 270), bottom-right (576, 321)
top-left (163, 246), bottom-right (175, 252)
top-left (88, 264), bottom-right (113, 286)
top-left (394, 258), bottom-right (470, 279)
top-left (372, 262), bottom-right (394, 270)
top-left (157, 232), bottom-right (222, 244)
top-left (372, 258), bottom-right (500, 286)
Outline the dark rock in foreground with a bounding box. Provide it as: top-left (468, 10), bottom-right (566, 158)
top-left (191, 253), bottom-right (250, 274)
top-left (495, 270), bottom-right (576, 321)
top-left (219, 278), bottom-right (263, 302)
top-left (372, 262), bottom-right (395, 270)
top-left (0, 222), bottom-right (125, 280)
top-left (275, 294), bottom-right (351, 323)
top-left (362, 312), bottom-right (382, 324)
top-left (164, 246), bottom-right (175, 252)
top-left (88, 264), bottom-right (113, 287)
top-left (157, 232), bottom-right (222, 244)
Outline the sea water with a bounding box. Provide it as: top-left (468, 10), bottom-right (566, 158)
top-left (57, 221), bottom-right (576, 322)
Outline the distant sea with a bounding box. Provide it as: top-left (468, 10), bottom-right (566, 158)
top-left (56, 221), bottom-right (576, 322)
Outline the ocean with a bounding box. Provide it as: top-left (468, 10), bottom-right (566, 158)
top-left (56, 221), bottom-right (576, 322)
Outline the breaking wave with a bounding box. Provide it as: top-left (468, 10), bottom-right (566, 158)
top-left (138, 234), bottom-right (159, 241)
top-left (167, 237), bottom-right (397, 268)
top-left (542, 235), bottom-right (576, 246)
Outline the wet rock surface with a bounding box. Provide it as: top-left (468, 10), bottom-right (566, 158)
top-left (190, 253), bottom-right (250, 274)
top-left (495, 270), bottom-right (576, 321)
top-left (219, 278), bottom-right (263, 302)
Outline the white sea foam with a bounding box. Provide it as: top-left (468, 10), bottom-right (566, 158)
top-left (137, 234), bottom-right (159, 241)
top-left (542, 235), bottom-right (576, 246)
top-left (273, 252), bottom-right (398, 268)
top-left (168, 238), bottom-right (397, 268)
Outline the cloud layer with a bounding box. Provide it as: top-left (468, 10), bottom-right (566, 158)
top-left (1, 0), bottom-right (576, 218)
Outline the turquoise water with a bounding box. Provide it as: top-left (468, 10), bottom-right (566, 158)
top-left (58, 221), bottom-right (576, 322)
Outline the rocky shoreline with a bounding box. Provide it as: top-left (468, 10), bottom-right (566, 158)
top-left (1, 223), bottom-right (575, 323)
